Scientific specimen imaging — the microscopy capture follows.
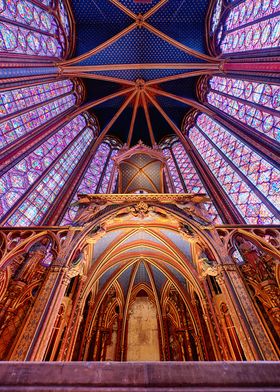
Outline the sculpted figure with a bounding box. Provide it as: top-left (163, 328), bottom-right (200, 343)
top-left (16, 241), bottom-right (48, 284)
top-left (176, 201), bottom-right (211, 225)
top-left (236, 236), bottom-right (270, 281)
top-left (75, 199), bottom-right (107, 225)
top-left (198, 257), bottom-right (219, 278)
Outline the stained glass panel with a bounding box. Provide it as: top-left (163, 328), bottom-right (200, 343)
top-left (58, 0), bottom-right (70, 38)
top-left (226, 0), bottom-right (280, 31)
top-left (5, 127), bottom-right (94, 226)
top-left (211, 0), bottom-right (222, 34)
top-left (98, 149), bottom-right (118, 194)
top-left (162, 140), bottom-right (222, 224)
top-left (0, 79), bottom-right (73, 118)
top-left (0, 0), bottom-right (59, 34)
top-left (0, 115), bottom-right (87, 218)
top-left (0, 0), bottom-right (71, 58)
top-left (196, 114), bottom-right (280, 209)
top-left (0, 93), bottom-right (76, 149)
top-left (60, 141), bottom-right (118, 225)
top-left (209, 76), bottom-right (280, 112)
top-left (189, 120), bottom-right (279, 224)
top-left (0, 21), bottom-right (63, 57)
top-left (207, 90), bottom-right (280, 142)
top-left (214, 0), bottom-right (280, 54)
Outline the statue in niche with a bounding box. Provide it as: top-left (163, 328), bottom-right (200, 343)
top-left (235, 236), bottom-right (272, 282)
top-left (235, 236), bottom-right (280, 327)
top-left (169, 334), bottom-right (181, 361)
top-left (16, 239), bottom-right (49, 284)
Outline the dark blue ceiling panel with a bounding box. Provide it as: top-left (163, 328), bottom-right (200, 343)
top-left (148, 0), bottom-right (209, 53)
top-left (118, 0), bottom-right (161, 15)
top-left (150, 265), bottom-right (167, 296)
top-left (118, 266), bottom-right (133, 297)
top-left (71, 0), bottom-right (131, 56)
top-left (77, 28), bottom-right (205, 66)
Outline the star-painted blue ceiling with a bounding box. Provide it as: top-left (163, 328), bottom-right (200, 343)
top-left (70, 0), bottom-right (211, 145)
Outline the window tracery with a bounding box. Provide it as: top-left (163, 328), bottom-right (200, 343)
top-left (161, 137), bottom-right (222, 224)
top-left (187, 113), bottom-right (280, 224)
top-left (1, 117), bottom-right (96, 226)
top-left (0, 114), bottom-right (87, 219)
top-left (0, 79), bottom-right (74, 119)
top-left (0, 79), bottom-right (81, 150)
top-left (0, 0), bottom-right (71, 58)
top-left (60, 138), bottom-right (121, 225)
top-left (206, 75), bottom-right (280, 143)
top-left (210, 0), bottom-right (280, 55)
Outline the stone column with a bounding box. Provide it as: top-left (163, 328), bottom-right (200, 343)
top-left (9, 258), bottom-right (69, 361)
top-left (219, 264), bottom-right (279, 360)
top-left (58, 275), bottom-right (86, 361)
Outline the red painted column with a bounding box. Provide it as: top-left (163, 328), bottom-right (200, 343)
top-left (222, 61), bottom-right (280, 74)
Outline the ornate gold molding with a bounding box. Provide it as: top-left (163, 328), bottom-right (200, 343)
top-left (77, 193), bottom-right (209, 205)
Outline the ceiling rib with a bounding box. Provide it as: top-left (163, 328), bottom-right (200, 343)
top-left (63, 0), bottom-right (218, 147)
top-left (142, 21), bottom-right (218, 63)
top-left (63, 72), bottom-right (135, 86)
top-left (141, 91), bottom-right (156, 146)
top-left (147, 86), bottom-right (214, 115)
top-left (60, 22), bottom-right (137, 66)
top-left (67, 86), bottom-right (135, 118)
top-left (142, 0), bottom-right (169, 20)
top-left (144, 90), bottom-right (188, 142)
top-left (146, 70), bottom-right (218, 86)
top-left (109, 0), bottom-right (168, 21)
top-left (94, 90), bottom-right (137, 146)
top-left (127, 91), bottom-right (140, 147)
top-left (62, 63), bottom-right (219, 72)
top-left (109, 0), bottom-right (215, 63)
top-left (109, 0), bottom-right (137, 19)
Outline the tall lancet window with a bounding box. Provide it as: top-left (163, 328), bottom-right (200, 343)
top-left (160, 137), bottom-right (222, 224)
top-left (0, 79), bottom-right (82, 150)
top-left (0, 114), bottom-right (97, 226)
top-left (209, 0), bottom-right (280, 56)
top-left (186, 113), bottom-right (280, 224)
top-left (60, 137), bottom-right (121, 225)
top-left (204, 75), bottom-right (280, 143)
top-left (0, 0), bottom-right (72, 59)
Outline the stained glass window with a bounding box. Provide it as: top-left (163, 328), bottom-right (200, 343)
top-left (207, 76), bottom-right (280, 143)
top-left (0, 79), bottom-right (73, 118)
top-left (58, 0), bottom-right (70, 39)
top-left (60, 139), bottom-right (120, 225)
top-left (0, 115), bottom-right (87, 220)
top-left (211, 0), bottom-right (222, 34)
top-left (0, 83), bottom-right (77, 150)
top-left (0, 0), bottom-right (71, 58)
top-left (5, 127), bottom-right (94, 226)
top-left (187, 113), bottom-right (280, 224)
top-left (212, 0), bottom-right (280, 54)
top-left (161, 138), bottom-right (222, 224)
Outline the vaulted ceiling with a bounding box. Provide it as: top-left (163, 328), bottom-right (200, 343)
top-left (69, 0), bottom-right (212, 145)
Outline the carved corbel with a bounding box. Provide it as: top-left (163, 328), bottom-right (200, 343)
top-left (198, 257), bottom-right (221, 278)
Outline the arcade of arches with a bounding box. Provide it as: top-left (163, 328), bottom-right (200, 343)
top-left (0, 0), bottom-right (279, 384)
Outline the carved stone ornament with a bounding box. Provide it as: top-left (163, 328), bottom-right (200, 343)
top-left (129, 202), bottom-right (153, 218)
top-left (175, 200), bottom-right (211, 226)
top-left (74, 198), bottom-right (108, 225)
top-left (198, 257), bottom-right (220, 278)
